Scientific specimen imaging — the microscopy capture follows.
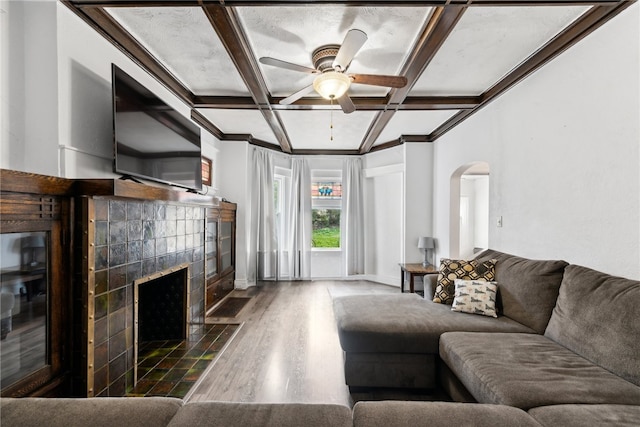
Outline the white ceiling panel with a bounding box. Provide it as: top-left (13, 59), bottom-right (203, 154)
top-left (411, 6), bottom-right (589, 96)
top-left (196, 109), bottom-right (278, 145)
top-left (374, 110), bottom-right (460, 145)
top-left (279, 110), bottom-right (377, 150)
top-left (237, 6), bottom-right (432, 98)
top-left (106, 7), bottom-right (249, 96)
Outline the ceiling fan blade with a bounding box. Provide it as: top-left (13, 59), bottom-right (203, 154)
top-left (279, 84), bottom-right (315, 105)
top-left (259, 57), bottom-right (318, 74)
top-left (350, 74), bottom-right (408, 88)
top-left (337, 93), bottom-right (356, 114)
top-left (332, 29), bottom-right (367, 72)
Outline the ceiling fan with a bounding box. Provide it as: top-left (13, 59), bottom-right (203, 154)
top-left (259, 29), bottom-right (408, 114)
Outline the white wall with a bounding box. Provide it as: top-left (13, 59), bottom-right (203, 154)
top-left (1, 2), bottom-right (220, 185)
top-left (433, 4), bottom-right (639, 279)
top-left (363, 144), bottom-right (435, 287)
top-left (218, 141), bottom-right (251, 288)
top-left (1, 1), bottom-right (58, 175)
top-left (404, 143), bottom-right (434, 264)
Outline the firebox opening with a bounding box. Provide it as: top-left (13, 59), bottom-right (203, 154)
top-left (135, 264), bottom-right (189, 344)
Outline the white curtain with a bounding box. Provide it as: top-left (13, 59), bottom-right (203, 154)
top-left (249, 148), bottom-right (277, 281)
top-left (287, 158), bottom-right (311, 279)
top-left (342, 157), bottom-right (365, 275)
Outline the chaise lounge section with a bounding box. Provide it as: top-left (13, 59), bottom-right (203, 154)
top-left (332, 249), bottom-right (568, 390)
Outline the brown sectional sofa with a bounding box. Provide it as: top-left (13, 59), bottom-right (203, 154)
top-left (333, 249), bottom-right (640, 424)
top-left (4, 397), bottom-right (640, 426)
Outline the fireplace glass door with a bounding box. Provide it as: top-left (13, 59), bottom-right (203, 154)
top-left (0, 231), bottom-right (49, 393)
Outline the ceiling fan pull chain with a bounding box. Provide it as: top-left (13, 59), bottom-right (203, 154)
top-left (330, 97), bottom-right (334, 141)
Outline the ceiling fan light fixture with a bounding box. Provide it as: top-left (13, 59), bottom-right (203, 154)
top-left (313, 71), bottom-right (351, 100)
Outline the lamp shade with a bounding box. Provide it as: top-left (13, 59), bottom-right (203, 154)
top-left (313, 71), bottom-right (351, 100)
top-left (417, 237), bottom-right (435, 249)
top-left (23, 235), bottom-right (45, 249)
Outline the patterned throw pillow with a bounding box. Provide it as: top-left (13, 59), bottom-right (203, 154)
top-left (451, 279), bottom-right (499, 318)
top-left (432, 258), bottom-right (497, 305)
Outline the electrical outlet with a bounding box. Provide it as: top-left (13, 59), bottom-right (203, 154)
top-left (497, 216), bottom-right (503, 227)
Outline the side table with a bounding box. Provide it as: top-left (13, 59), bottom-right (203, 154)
top-left (399, 263), bottom-right (438, 294)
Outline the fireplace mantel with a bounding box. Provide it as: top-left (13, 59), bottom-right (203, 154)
top-left (0, 169), bottom-right (218, 206)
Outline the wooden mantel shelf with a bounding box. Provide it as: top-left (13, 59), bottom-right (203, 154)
top-left (1, 169), bottom-right (218, 206)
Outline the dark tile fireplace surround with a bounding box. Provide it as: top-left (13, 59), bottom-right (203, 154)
top-left (90, 197), bottom-right (206, 397)
top-left (0, 170), bottom-right (220, 398)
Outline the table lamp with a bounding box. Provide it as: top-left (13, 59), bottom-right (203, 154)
top-left (418, 237), bottom-right (435, 267)
top-left (23, 235), bottom-right (45, 267)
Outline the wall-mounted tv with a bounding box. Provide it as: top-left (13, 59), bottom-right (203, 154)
top-left (112, 64), bottom-right (202, 191)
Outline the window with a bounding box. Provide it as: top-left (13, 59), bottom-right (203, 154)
top-left (311, 172), bottom-right (342, 249)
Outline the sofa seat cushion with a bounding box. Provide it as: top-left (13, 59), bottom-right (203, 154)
top-left (544, 264), bottom-right (640, 387)
top-left (353, 401), bottom-right (541, 427)
top-left (167, 402), bottom-right (352, 427)
top-left (528, 404), bottom-right (640, 427)
top-left (440, 332), bottom-right (640, 410)
top-left (333, 294), bottom-right (534, 354)
top-left (474, 250), bottom-right (568, 334)
top-left (0, 397), bottom-right (183, 427)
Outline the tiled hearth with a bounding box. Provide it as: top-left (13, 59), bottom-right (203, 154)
top-left (90, 197), bottom-right (206, 397)
top-left (128, 323), bottom-right (240, 398)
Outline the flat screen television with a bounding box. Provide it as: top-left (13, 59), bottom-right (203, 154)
top-left (112, 64), bottom-right (202, 191)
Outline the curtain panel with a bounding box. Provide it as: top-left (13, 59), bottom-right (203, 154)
top-left (342, 157), bottom-right (365, 275)
top-left (249, 148), bottom-right (277, 281)
top-left (287, 158), bottom-right (312, 279)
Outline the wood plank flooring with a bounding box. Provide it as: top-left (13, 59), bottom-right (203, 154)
top-left (188, 280), bottom-right (399, 407)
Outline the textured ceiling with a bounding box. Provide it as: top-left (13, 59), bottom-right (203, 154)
top-left (66, 0), bottom-right (634, 155)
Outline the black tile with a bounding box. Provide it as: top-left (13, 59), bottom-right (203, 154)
top-left (177, 206), bottom-right (185, 220)
top-left (109, 200), bottom-right (127, 221)
top-left (95, 246), bottom-right (108, 271)
top-left (166, 205), bottom-right (177, 221)
top-left (109, 352), bottom-right (127, 382)
top-left (109, 330), bottom-right (128, 360)
top-left (127, 202), bottom-right (142, 220)
top-left (94, 316), bottom-right (109, 345)
top-left (127, 221), bottom-right (143, 242)
top-left (108, 373), bottom-right (126, 397)
top-left (95, 199), bottom-right (109, 221)
top-left (143, 203), bottom-right (155, 221)
top-left (95, 221), bottom-right (108, 246)
top-left (143, 239), bottom-right (155, 259)
top-left (95, 293), bottom-right (108, 320)
top-left (108, 287), bottom-right (127, 313)
top-left (94, 365), bottom-right (109, 396)
top-left (95, 269), bottom-right (108, 295)
top-left (142, 258), bottom-right (156, 277)
top-left (109, 307), bottom-right (127, 337)
top-left (126, 261), bottom-right (142, 284)
top-left (109, 265), bottom-right (127, 291)
top-left (128, 241), bottom-right (142, 263)
top-left (155, 221), bottom-right (167, 238)
top-left (94, 340), bottom-right (109, 371)
top-left (109, 243), bottom-right (127, 267)
top-left (143, 221), bottom-right (155, 240)
top-left (155, 204), bottom-right (167, 220)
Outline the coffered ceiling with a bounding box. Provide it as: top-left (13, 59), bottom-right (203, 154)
top-left (63, 0), bottom-right (635, 155)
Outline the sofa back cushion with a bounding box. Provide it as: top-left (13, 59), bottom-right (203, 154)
top-left (474, 250), bottom-right (568, 334)
top-left (544, 264), bottom-right (640, 387)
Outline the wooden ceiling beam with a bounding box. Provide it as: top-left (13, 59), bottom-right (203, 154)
top-left (200, 4), bottom-right (293, 153)
top-left (193, 95), bottom-right (479, 110)
top-left (429, 1), bottom-right (635, 141)
top-left (358, 6), bottom-right (467, 154)
top-left (208, 0), bottom-right (623, 6)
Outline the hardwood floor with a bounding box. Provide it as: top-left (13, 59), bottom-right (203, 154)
top-left (188, 280), bottom-right (399, 407)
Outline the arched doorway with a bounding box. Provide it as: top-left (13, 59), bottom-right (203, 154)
top-left (449, 162), bottom-right (490, 259)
